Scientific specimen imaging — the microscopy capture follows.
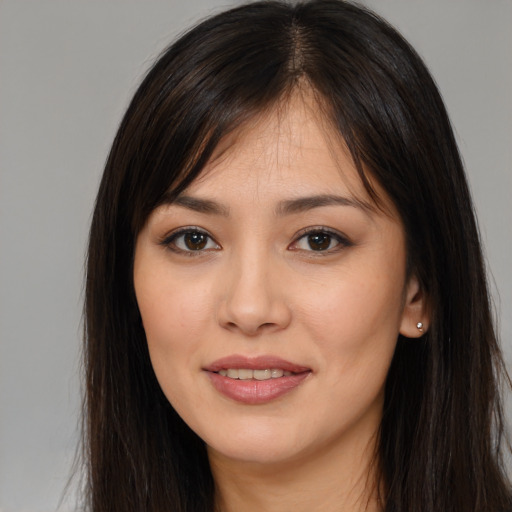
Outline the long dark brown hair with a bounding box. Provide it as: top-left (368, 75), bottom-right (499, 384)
top-left (83, 1), bottom-right (511, 510)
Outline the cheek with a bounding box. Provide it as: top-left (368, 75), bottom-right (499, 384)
top-left (299, 271), bottom-right (404, 340)
top-left (135, 254), bottom-right (211, 336)
top-left (294, 264), bottom-right (404, 385)
top-left (134, 265), bottom-right (212, 393)
top-left (295, 274), bottom-right (401, 424)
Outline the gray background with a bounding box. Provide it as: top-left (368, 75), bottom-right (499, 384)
top-left (1, 1), bottom-right (510, 511)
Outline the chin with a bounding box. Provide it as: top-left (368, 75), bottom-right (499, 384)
top-left (200, 420), bottom-right (309, 465)
top-left (208, 440), bottom-right (305, 466)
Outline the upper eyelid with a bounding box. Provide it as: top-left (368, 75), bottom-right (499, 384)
top-left (161, 225), bottom-right (345, 238)
top-left (292, 226), bottom-right (350, 241)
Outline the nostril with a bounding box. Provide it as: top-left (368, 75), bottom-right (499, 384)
top-left (217, 286), bottom-right (292, 335)
top-left (223, 320), bottom-right (279, 336)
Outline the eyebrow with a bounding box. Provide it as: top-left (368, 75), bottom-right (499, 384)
top-left (275, 194), bottom-right (373, 216)
top-left (162, 192), bottom-right (373, 218)
top-left (164, 194), bottom-right (231, 216)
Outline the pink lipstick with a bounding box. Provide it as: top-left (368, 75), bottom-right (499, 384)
top-left (204, 355), bottom-right (311, 405)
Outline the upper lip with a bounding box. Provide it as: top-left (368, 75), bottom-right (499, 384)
top-left (204, 355), bottom-right (311, 373)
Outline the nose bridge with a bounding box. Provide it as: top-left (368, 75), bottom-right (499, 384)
top-left (218, 239), bottom-right (290, 335)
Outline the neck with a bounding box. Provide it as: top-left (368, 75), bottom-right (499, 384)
top-left (209, 425), bottom-right (383, 512)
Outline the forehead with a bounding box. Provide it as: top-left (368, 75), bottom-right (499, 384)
top-left (182, 92), bottom-right (395, 220)
top-left (189, 93), bottom-right (366, 201)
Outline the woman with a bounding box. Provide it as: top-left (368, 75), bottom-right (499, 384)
top-left (84, 1), bottom-right (511, 510)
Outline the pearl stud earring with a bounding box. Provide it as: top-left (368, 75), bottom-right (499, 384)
top-left (416, 322), bottom-right (424, 331)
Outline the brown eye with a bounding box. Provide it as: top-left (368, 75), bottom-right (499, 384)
top-left (290, 228), bottom-right (351, 254)
top-left (164, 228), bottom-right (220, 253)
top-left (307, 233), bottom-right (332, 251)
top-left (184, 232), bottom-right (208, 250)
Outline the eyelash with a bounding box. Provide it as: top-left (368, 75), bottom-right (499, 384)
top-left (159, 226), bottom-right (353, 256)
top-left (160, 226), bottom-right (220, 256)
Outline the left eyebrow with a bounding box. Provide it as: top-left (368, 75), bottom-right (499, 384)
top-left (275, 194), bottom-right (373, 216)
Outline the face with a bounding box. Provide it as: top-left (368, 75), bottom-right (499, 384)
top-left (133, 94), bottom-right (423, 468)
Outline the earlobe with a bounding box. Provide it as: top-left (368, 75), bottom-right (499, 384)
top-left (399, 274), bottom-right (429, 338)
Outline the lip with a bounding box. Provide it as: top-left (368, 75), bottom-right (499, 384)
top-left (204, 355), bottom-right (310, 373)
top-left (203, 355), bottom-right (311, 405)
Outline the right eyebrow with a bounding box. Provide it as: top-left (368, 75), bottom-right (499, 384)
top-left (160, 194), bottom-right (230, 217)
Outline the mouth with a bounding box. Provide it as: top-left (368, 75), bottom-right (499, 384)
top-left (204, 355), bottom-right (311, 404)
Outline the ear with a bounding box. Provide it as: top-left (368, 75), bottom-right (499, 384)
top-left (399, 274), bottom-right (429, 338)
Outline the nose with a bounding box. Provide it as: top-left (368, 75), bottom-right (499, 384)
top-left (216, 250), bottom-right (292, 336)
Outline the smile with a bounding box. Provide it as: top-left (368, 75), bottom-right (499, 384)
top-left (205, 355), bottom-right (311, 404)
top-left (217, 369), bottom-right (293, 380)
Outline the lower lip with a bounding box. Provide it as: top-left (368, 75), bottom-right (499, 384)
top-left (206, 371), bottom-right (310, 404)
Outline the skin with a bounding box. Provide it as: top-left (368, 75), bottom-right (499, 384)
top-left (133, 91), bottom-right (427, 512)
